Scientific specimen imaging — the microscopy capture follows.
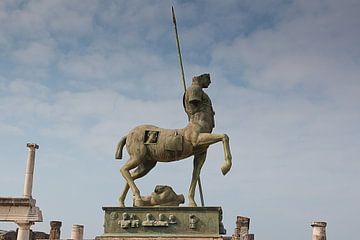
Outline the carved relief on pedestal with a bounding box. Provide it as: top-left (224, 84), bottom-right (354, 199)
top-left (141, 213), bottom-right (177, 227)
top-left (189, 214), bottom-right (199, 229)
top-left (118, 212), bottom-right (139, 229)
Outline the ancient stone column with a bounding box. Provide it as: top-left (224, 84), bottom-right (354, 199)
top-left (49, 221), bottom-right (62, 240)
top-left (244, 234), bottom-right (255, 240)
top-left (70, 224), bottom-right (84, 240)
top-left (311, 221), bottom-right (327, 240)
top-left (17, 223), bottom-right (30, 240)
top-left (23, 143), bottom-right (39, 198)
top-left (232, 216), bottom-right (250, 240)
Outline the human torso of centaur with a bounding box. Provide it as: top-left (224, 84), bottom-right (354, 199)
top-left (184, 84), bottom-right (215, 133)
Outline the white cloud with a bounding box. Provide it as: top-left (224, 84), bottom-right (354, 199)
top-left (211, 0), bottom-right (360, 93)
top-left (12, 42), bottom-right (55, 66)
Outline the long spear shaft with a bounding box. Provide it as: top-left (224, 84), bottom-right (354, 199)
top-left (172, 6), bottom-right (186, 92)
top-left (172, 6), bottom-right (205, 207)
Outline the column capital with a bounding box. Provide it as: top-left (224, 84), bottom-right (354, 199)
top-left (16, 222), bottom-right (31, 229)
top-left (311, 221), bottom-right (327, 228)
top-left (50, 221), bottom-right (62, 227)
top-left (26, 143), bottom-right (39, 149)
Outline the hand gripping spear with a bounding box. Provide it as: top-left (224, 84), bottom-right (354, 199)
top-left (172, 6), bottom-right (205, 207)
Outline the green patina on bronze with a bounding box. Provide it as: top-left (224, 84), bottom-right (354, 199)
top-left (101, 207), bottom-right (226, 237)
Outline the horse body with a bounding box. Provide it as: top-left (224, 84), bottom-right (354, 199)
top-left (116, 121), bottom-right (232, 207)
top-left (124, 124), bottom-right (198, 162)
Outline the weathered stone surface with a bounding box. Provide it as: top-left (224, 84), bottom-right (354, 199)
top-left (231, 216), bottom-right (250, 240)
top-left (311, 221), bottom-right (326, 240)
top-left (71, 225), bottom-right (84, 240)
top-left (49, 221), bottom-right (62, 240)
top-left (0, 198), bottom-right (42, 222)
top-left (99, 206), bottom-right (225, 237)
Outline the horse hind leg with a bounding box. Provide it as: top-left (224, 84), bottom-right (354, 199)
top-left (120, 154), bottom-right (145, 206)
top-left (119, 166), bottom-right (142, 207)
top-left (119, 161), bottom-right (157, 207)
top-left (188, 151), bottom-right (207, 207)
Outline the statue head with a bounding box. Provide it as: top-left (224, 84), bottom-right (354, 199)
top-left (192, 73), bottom-right (211, 88)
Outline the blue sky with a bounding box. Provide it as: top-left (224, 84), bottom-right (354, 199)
top-left (1, 0), bottom-right (359, 239)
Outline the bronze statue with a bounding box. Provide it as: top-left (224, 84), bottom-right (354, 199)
top-left (115, 73), bottom-right (232, 207)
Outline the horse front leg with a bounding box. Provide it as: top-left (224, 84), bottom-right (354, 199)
top-left (188, 151), bottom-right (207, 207)
top-left (220, 134), bottom-right (232, 175)
top-left (197, 133), bottom-right (232, 175)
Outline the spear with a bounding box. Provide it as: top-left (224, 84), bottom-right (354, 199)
top-left (172, 6), bottom-right (186, 92)
top-left (172, 6), bottom-right (205, 207)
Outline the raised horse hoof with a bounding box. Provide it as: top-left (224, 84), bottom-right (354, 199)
top-left (133, 198), bottom-right (144, 207)
top-left (221, 162), bottom-right (232, 175)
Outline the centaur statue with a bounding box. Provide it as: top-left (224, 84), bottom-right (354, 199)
top-left (115, 73), bottom-right (232, 207)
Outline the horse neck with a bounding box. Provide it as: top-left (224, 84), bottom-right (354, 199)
top-left (183, 122), bottom-right (213, 133)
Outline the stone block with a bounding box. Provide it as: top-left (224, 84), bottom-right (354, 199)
top-left (0, 198), bottom-right (42, 223)
top-left (98, 206), bottom-right (225, 238)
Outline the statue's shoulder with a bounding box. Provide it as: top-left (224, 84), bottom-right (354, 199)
top-left (186, 85), bottom-right (203, 102)
top-left (187, 84), bottom-right (202, 92)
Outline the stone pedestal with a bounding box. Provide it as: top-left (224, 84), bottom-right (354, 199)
top-left (96, 207), bottom-right (226, 240)
top-left (97, 237), bottom-right (223, 240)
top-left (0, 198), bottom-right (43, 222)
top-left (0, 197), bottom-right (42, 240)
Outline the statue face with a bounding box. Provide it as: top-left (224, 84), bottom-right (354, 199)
top-left (202, 76), bottom-right (211, 88)
top-left (192, 74), bottom-right (211, 87)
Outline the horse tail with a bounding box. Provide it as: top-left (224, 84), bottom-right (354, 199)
top-left (115, 135), bottom-right (127, 160)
